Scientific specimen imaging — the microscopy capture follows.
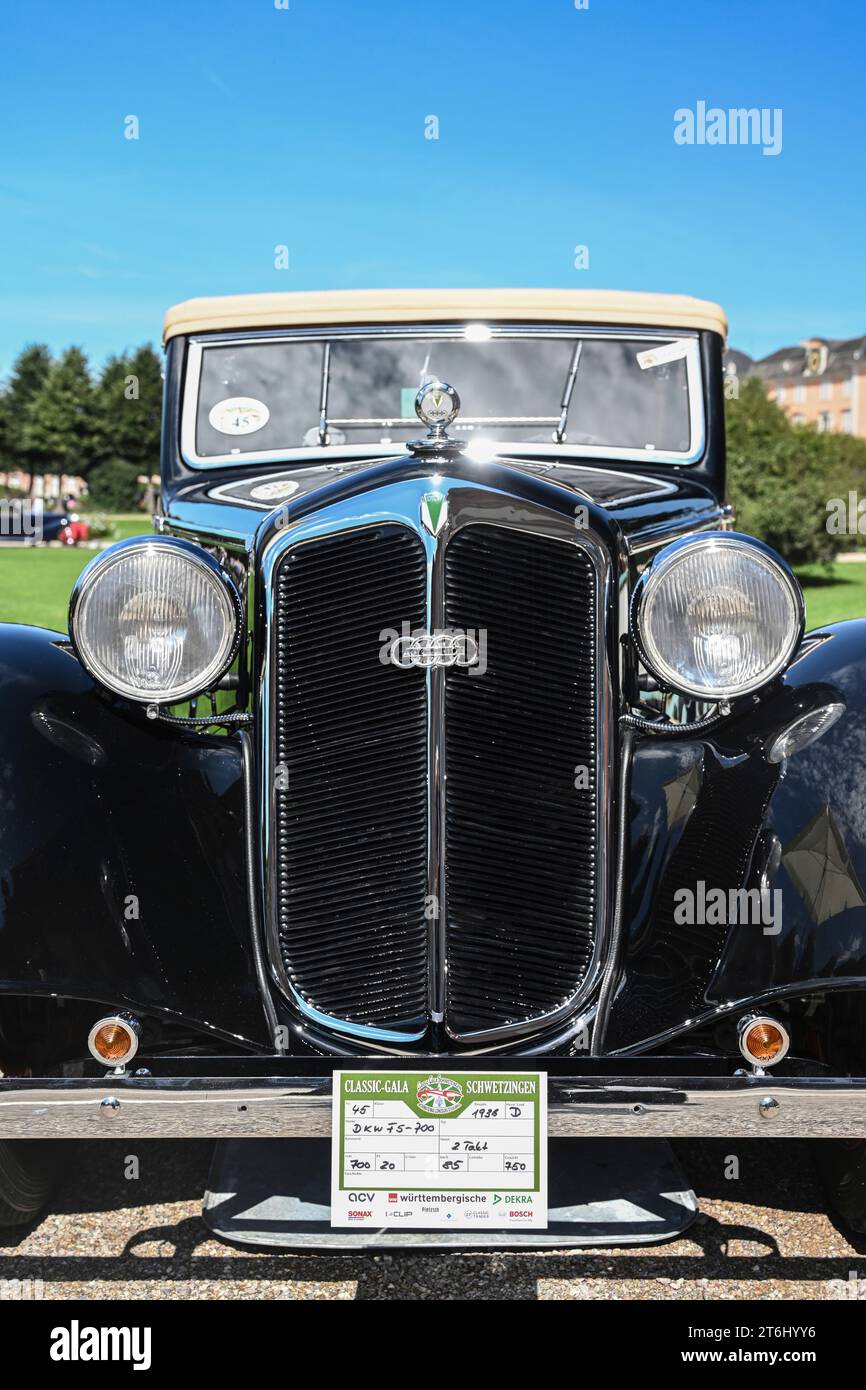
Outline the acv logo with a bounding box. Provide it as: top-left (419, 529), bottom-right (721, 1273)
top-left (416, 1074), bottom-right (463, 1115)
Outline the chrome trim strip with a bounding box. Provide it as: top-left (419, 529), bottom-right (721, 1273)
top-left (259, 493), bottom-right (434, 1045)
top-left (202, 463), bottom-right (681, 516)
top-left (4, 1075), bottom-right (866, 1140)
top-left (610, 975), bottom-right (866, 1060)
top-left (192, 325), bottom-right (701, 347)
top-left (206, 463), bottom-right (372, 511)
top-left (626, 511), bottom-right (728, 558)
top-left (180, 325), bottom-right (705, 470)
top-left (425, 525), bottom-right (446, 1022)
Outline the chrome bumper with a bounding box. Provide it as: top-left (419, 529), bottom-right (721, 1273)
top-left (1, 1074), bottom-right (865, 1140)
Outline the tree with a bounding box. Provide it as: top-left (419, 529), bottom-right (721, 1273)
top-left (86, 458), bottom-right (142, 511)
top-left (725, 377), bottom-right (866, 566)
top-left (0, 344), bottom-right (53, 472)
top-left (22, 348), bottom-right (96, 484)
top-left (92, 345), bottom-right (162, 473)
top-left (0, 390), bottom-right (10, 472)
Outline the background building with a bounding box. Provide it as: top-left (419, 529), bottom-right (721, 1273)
top-left (729, 337), bottom-right (866, 436)
top-left (0, 472), bottom-right (86, 502)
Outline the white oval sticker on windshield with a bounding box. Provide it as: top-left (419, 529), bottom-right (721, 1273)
top-left (208, 397), bottom-right (270, 435)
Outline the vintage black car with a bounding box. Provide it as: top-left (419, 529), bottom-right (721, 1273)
top-left (2, 290), bottom-right (865, 1242)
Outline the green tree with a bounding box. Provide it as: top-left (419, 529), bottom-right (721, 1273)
top-left (0, 390), bottom-right (10, 472)
top-left (725, 377), bottom-right (866, 566)
top-left (93, 345), bottom-right (162, 473)
top-left (0, 344), bottom-right (53, 472)
top-left (22, 348), bottom-right (96, 485)
top-left (86, 457), bottom-right (142, 511)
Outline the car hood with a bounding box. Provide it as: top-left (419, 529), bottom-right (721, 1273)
top-left (162, 450), bottom-right (725, 556)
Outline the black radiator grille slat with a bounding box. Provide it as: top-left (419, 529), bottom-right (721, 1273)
top-left (273, 525), bottom-right (429, 1032)
top-left (444, 525), bottom-right (599, 1035)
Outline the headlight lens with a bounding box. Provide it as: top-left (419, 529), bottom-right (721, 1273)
top-left (71, 538), bottom-right (241, 703)
top-left (634, 533), bottom-right (804, 699)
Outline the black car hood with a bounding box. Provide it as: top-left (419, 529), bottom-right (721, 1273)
top-left (163, 451), bottom-right (725, 554)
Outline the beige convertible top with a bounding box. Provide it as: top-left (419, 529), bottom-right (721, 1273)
top-left (163, 288), bottom-right (727, 344)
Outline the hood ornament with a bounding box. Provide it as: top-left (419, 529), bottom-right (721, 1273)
top-left (408, 380), bottom-right (465, 455)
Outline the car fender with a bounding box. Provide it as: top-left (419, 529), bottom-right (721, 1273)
top-left (608, 620), bottom-right (866, 1052)
top-left (0, 624), bottom-right (269, 1047)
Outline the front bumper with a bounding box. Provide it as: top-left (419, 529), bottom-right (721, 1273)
top-left (2, 1060), bottom-right (865, 1140)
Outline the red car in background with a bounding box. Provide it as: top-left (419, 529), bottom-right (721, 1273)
top-left (56, 511), bottom-right (89, 545)
top-left (0, 507), bottom-right (89, 545)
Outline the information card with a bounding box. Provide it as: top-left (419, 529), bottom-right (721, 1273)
top-left (331, 1070), bottom-right (547, 1229)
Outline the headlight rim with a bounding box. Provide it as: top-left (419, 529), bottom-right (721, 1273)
top-left (69, 534), bottom-right (244, 705)
top-left (631, 531), bottom-right (805, 702)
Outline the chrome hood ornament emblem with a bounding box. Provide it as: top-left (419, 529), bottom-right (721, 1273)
top-left (420, 489), bottom-right (448, 536)
top-left (408, 380), bottom-right (465, 456)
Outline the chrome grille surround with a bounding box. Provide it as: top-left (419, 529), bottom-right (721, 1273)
top-left (442, 523), bottom-right (602, 1041)
top-left (259, 476), bottom-right (614, 1049)
top-left (271, 525), bottom-right (430, 1037)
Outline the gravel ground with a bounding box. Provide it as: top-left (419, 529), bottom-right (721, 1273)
top-left (1, 1139), bottom-right (865, 1300)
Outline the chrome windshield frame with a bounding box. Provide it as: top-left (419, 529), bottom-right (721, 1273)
top-left (180, 322), bottom-right (706, 471)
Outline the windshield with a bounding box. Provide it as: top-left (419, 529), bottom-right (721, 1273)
top-left (188, 331), bottom-right (698, 464)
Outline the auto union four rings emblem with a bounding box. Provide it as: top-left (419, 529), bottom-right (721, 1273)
top-left (416, 381), bottom-right (459, 429)
top-left (389, 628), bottom-right (481, 671)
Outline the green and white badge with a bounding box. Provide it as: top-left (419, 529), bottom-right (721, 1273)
top-left (331, 1071), bottom-right (547, 1229)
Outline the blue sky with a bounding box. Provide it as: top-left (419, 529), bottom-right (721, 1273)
top-left (1, 0), bottom-right (863, 376)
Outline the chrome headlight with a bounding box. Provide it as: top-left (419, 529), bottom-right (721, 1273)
top-left (632, 532), bottom-right (804, 700)
top-left (70, 536), bottom-right (242, 703)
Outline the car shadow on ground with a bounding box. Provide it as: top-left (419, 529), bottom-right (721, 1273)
top-left (1, 1138), bottom-right (865, 1298)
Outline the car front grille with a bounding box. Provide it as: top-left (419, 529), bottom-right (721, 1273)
top-left (443, 526), bottom-right (599, 1037)
top-left (272, 525), bottom-right (430, 1035)
top-left (270, 516), bottom-right (602, 1044)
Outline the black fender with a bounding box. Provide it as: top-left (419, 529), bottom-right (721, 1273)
top-left (0, 624), bottom-right (268, 1048)
top-left (608, 620), bottom-right (866, 1053)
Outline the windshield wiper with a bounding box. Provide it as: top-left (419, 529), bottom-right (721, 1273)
top-left (555, 341), bottom-right (583, 442)
top-left (317, 342), bottom-right (332, 445)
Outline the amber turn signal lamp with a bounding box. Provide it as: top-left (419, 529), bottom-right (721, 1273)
top-left (88, 1015), bottom-right (141, 1067)
top-left (737, 1014), bottom-right (790, 1067)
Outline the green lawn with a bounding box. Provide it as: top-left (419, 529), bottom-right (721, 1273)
top-left (1, 529), bottom-right (865, 635)
top-left (796, 563), bottom-right (866, 630)
top-left (0, 519), bottom-right (155, 632)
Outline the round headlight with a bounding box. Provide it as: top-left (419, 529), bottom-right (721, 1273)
top-left (70, 537), bottom-right (242, 703)
top-left (633, 533), bottom-right (804, 700)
